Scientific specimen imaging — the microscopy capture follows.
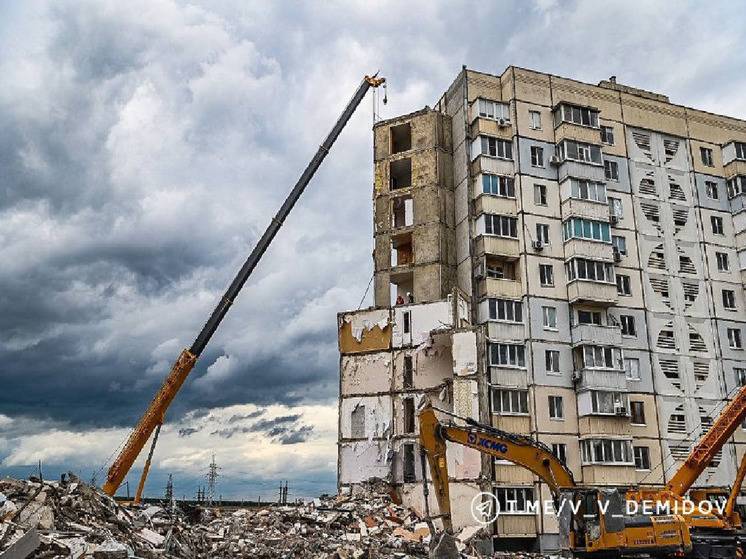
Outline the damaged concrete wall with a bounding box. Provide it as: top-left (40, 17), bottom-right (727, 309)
top-left (338, 309), bottom-right (391, 354)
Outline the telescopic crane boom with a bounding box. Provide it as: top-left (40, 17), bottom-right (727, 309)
top-left (102, 74), bottom-right (386, 498)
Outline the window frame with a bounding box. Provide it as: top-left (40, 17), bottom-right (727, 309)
top-left (491, 388), bottom-right (529, 415)
top-left (620, 315), bottom-right (636, 337)
top-left (604, 159), bottom-right (619, 181)
top-left (489, 343), bottom-right (527, 369)
top-left (531, 145), bottom-right (545, 168)
top-left (700, 146), bottom-right (714, 167)
top-left (529, 110), bottom-right (542, 130)
top-left (542, 305), bottom-right (558, 330)
top-left (545, 349), bottom-right (561, 375)
top-left (548, 395), bottom-right (564, 420)
top-left (600, 125), bottom-right (615, 145)
top-left (539, 264), bottom-right (554, 287)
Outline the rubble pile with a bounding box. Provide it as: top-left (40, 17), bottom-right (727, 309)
top-left (0, 476), bottom-right (494, 558)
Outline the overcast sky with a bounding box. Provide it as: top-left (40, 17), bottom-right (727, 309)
top-left (1, 0), bottom-right (745, 501)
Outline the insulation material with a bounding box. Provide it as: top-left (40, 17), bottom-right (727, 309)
top-left (339, 396), bottom-right (392, 440)
top-left (338, 309), bottom-right (391, 354)
top-left (452, 379), bottom-right (478, 419)
top-left (452, 331), bottom-right (477, 376)
top-left (341, 354), bottom-right (392, 395)
top-left (339, 441), bottom-right (392, 484)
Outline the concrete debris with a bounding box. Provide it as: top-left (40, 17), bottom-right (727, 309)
top-left (0, 475), bottom-right (551, 558)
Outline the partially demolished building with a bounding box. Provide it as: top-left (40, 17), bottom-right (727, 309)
top-left (337, 66), bottom-right (746, 550)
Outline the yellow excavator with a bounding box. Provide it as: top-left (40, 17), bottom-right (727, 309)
top-left (101, 74), bottom-right (386, 502)
top-left (419, 384), bottom-right (746, 558)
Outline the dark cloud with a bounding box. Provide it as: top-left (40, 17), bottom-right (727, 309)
top-left (2, 0), bottom-right (746, 497)
top-left (228, 410), bottom-right (265, 423)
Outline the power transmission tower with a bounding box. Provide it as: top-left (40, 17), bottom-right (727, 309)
top-left (206, 455), bottom-right (219, 506)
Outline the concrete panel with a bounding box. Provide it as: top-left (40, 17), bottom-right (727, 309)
top-left (341, 353), bottom-right (392, 396)
top-left (338, 309), bottom-right (391, 354)
top-left (517, 137), bottom-right (558, 180)
top-left (339, 396), bottom-right (392, 440)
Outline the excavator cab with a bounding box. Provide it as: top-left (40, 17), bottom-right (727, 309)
top-left (559, 488), bottom-right (626, 553)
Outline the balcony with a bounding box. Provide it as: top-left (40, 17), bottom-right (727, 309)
top-left (561, 198), bottom-right (610, 222)
top-left (555, 121), bottom-right (602, 146)
top-left (556, 160), bottom-right (605, 183)
top-left (574, 368), bottom-right (628, 392)
top-left (567, 280), bottom-right (618, 305)
top-left (478, 277), bottom-right (522, 300)
top-left (563, 238), bottom-right (614, 262)
top-left (475, 235), bottom-right (520, 259)
top-left (475, 194), bottom-right (517, 216)
top-left (471, 117), bottom-right (513, 140)
top-left (486, 320), bottom-right (526, 341)
top-left (724, 159), bottom-right (746, 178)
top-left (571, 324), bottom-right (622, 347)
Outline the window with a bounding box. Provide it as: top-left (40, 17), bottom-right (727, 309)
top-left (612, 235), bottom-right (627, 255)
top-left (735, 367), bottom-right (746, 386)
top-left (531, 146), bottom-right (545, 167)
top-left (716, 252), bottom-right (730, 272)
top-left (536, 223), bottom-right (550, 245)
top-left (486, 259), bottom-right (515, 280)
top-left (616, 274), bottom-right (632, 296)
top-left (705, 181), bottom-right (719, 200)
top-left (482, 174), bottom-right (515, 197)
top-left (390, 158), bottom-right (412, 190)
top-left (549, 396), bottom-right (564, 419)
top-left (727, 328), bottom-right (743, 349)
top-left (634, 446), bottom-right (651, 470)
top-left (723, 289), bottom-right (736, 310)
top-left (403, 311), bottom-right (411, 334)
top-left (604, 160), bottom-right (619, 181)
top-left (539, 264), bottom-right (554, 287)
top-left (552, 443), bottom-right (567, 464)
top-left (484, 214), bottom-right (518, 237)
top-left (494, 487), bottom-right (534, 514)
top-left (558, 104), bottom-right (599, 128)
top-left (565, 258), bottom-right (615, 283)
top-left (481, 136), bottom-right (513, 159)
top-left (711, 215), bottom-right (724, 235)
top-left (350, 405), bottom-right (366, 438)
top-left (590, 390), bottom-right (629, 414)
top-left (581, 438), bottom-right (633, 465)
top-left (620, 315), bottom-right (636, 337)
top-left (600, 126), bottom-right (615, 145)
top-left (542, 306), bottom-right (557, 330)
top-left (545, 350), bottom-right (560, 374)
top-left (700, 147), bottom-right (714, 167)
top-left (562, 218), bottom-right (611, 243)
top-left (489, 343), bottom-right (526, 368)
top-left (736, 142), bottom-right (746, 160)
top-left (631, 401), bottom-right (646, 425)
top-left (581, 346), bottom-right (622, 370)
top-left (727, 176), bottom-right (745, 198)
top-left (403, 355), bottom-right (413, 389)
top-left (390, 123), bottom-right (411, 154)
top-left (478, 99), bottom-right (510, 121)
top-left (402, 443), bottom-right (416, 482)
top-left (488, 299), bottom-right (523, 322)
top-left (609, 197), bottom-right (623, 219)
top-left (534, 183), bottom-right (547, 205)
top-left (491, 388), bottom-right (529, 414)
top-left (581, 345), bottom-right (622, 370)
top-left (577, 310), bottom-right (602, 325)
top-left (403, 398), bottom-right (415, 434)
top-left (570, 178), bottom-right (607, 203)
top-left (556, 139), bottom-right (603, 165)
top-left (529, 110), bottom-right (542, 130)
top-left (624, 358), bottom-right (641, 381)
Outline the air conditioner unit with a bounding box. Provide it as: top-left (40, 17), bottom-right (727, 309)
top-left (532, 240), bottom-right (544, 251)
top-left (615, 405), bottom-right (628, 416)
top-left (549, 155), bottom-right (561, 166)
top-left (571, 371), bottom-right (582, 382)
top-left (497, 118), bottom-right (511, 128)
top-left (610, 214), bottom-right (619, 225)
top-left (613, 248), bottom-right (622, 262)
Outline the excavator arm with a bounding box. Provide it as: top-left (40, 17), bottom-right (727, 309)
top-left (666, 385), bottom-right (746, 497)
top-left (103, 74), bottom-right (386, 497)
top-left (419, 404), bottom-right (575, 532)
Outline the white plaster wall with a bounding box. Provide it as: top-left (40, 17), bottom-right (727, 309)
top-left (339, 396), bottom-right (392, 439)
top-left (341, 353), bottom-right (392, 396)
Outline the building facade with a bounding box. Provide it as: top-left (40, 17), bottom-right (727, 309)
top-left (337, 66), bottom-right (746, 551)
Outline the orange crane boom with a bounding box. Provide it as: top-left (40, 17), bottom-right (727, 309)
top-left (102, 74), bottom-right (386, 497)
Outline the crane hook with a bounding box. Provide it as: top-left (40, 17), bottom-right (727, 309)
top-left (383, 83), bottom-right (388, 105)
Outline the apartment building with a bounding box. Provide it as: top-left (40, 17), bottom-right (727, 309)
top-left (337, 66), bottom-right (746, 551)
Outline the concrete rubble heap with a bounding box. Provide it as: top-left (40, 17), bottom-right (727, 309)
top-left (0, 476), bottom-right (520, 559)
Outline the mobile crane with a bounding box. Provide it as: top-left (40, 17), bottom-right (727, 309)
top-left (420, 383), bottom-right (746, 558)
top-left (101, 73), bottom-right (386, 501)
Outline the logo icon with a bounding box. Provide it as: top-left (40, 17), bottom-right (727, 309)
top-left (471, 492), bottom-right (500, 524)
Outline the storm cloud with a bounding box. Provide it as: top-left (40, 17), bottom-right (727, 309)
top-left (1, 0), bottom-right (746, 498)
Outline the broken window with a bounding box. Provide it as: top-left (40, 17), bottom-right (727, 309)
top-left (403, 398), bottom-right (415, 434)
top-left (350, 405), bottom-right (366, 438)
top-left (403, 355), bottom-right (413, 388)
top-left (485, 256), bottom-right (516, 279)
top-left (391, 233), bottom-right (413, 267)
top-left (392, 197), bottom-right (413, 228)
top-left (402, 444), bottom-right (416, 482)
top-left (389, 158), bottom-right (412, 190)
top-left (390, 123), bottom-right (411, 154)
